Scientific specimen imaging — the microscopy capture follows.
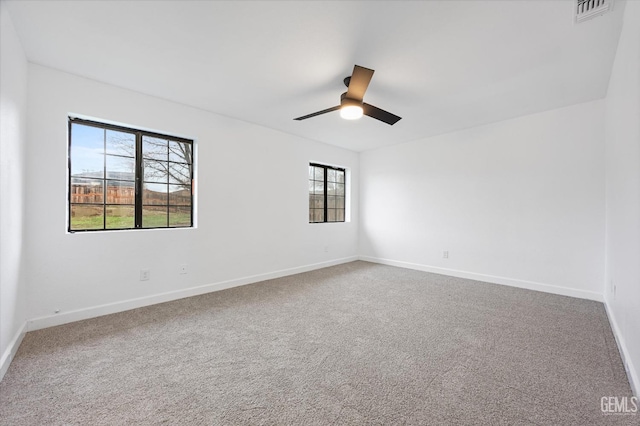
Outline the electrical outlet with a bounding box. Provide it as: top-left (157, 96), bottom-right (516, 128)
top-left (179, 264), bottom-right (188, 275)
top-left (140, 269), bottom-right (150, 281)
top-left (443, 250), bottom-right (449, 259)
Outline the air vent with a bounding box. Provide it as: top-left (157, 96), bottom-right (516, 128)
top-left (575, 0), bottom-right (613, 23)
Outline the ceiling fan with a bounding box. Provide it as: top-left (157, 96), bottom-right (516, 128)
top-left (294, 65), bottom-right (402, 125)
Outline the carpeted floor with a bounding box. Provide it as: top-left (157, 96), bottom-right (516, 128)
top-left (0, 261), bottom-right (636, 425)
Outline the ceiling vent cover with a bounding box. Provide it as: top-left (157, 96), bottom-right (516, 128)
top-left (575, 0), bottom-right (613, 23)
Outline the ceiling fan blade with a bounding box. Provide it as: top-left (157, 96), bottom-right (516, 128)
top-left (294, 106), bottom-right (340, 121)
top-left (345, 65), bottom-right (374, 102)
top-left (363, 103), bottom-right (402, 125)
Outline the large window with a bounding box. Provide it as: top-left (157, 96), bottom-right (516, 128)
top-left (68, 118), bottom-right (194, 232)
top-left (309, 163), bottom-right (345, 223)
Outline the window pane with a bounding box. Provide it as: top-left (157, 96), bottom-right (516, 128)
top-left (143, 205), bottom-right (168, 228)
top-left (169, 141), bottom-right (191, 164)
top-left (106, 180), bottom-right (136, 204)
top-left (308, 194), bottom-right (323, 209)
top-left (70, 123), bottom-right (104, 176)
top-left (336, 170), bottom-right (345, 183)
top-left (106, 205), bottom-right (135, 229)
top-left (308, 180), bottom-right (314, 193)
top-left (144, 160), bottom-right (168, 183)
top-left (327, 169), bottom-right (336, 182)
top-left (71, 178), bottom-right (103, 204)
top-left (327, 182), bottom-right (336, 196)
top-left (314, 167), bottom-right (324, 180)
top-left (336, 196), bottom-right (345, 209)
top-left (169, 206), bottom-right (191, 227)
top-left (70, 204), bottom-right (104, 230)
top-left (336, 183), bottom-right (345, 196)
top-left (314, 181), bottom-right (324, 194)
top-left (169, 163), bottom-right (191, 185)
top-left (313, 209), bottom-right (324, 222)
top-left (337, 209), bottom-right (345, 222)
top-left (106, 155), bottom-right (135, 180)
top-left (143, 136), bottom-right (167, 160)
top-left (327, 209), bottom-right (336, 222)
top-left (143, 183), bottom-right (168, 205)
top-left (327, 196), bottom-right (336, 208)
top-left (169, 184), bottom-right (191, 205)
top-left (106, 130), bottom-right (135, 156)
top-left (308, 165), bottom-right (314, 179)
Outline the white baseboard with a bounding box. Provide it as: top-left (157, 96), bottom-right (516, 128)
top-left (0, 322), bottom-right (26, 382)
top-left (604, 299), bottom-right (639, 397)
top-left (359, 256), bottom-right (604, 302)
top-left (27, 256), bottom-right (358, 332)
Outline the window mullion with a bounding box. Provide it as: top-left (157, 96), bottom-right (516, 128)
top-left (135, 132), bottom-right (143, 228)
top-left (103, 129), bottom-right (107, 230)
top-left (324, 166), bottom-right (328, 223)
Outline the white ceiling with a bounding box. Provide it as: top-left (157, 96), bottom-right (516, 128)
top-left (5, 0), bottom-right (625, 152)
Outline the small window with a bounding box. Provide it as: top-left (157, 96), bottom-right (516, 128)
top-left (309, 163), bottom-right (345, 223)
top-left (68, 118), bottom-right (194, 232)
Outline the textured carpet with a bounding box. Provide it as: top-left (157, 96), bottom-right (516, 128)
top-left (0, 261), bottom-right (635, 425)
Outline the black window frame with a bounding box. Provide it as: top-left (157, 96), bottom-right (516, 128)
top-left (309, 163), bottom-right (346, 224)
top-left (68, 117), bottom-right (194, 232)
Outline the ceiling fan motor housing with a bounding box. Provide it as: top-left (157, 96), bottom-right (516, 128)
top-left (340, 92), bottom-right (362, 108)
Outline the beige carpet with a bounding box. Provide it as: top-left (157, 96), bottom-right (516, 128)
top-left (0, 261), bottom-right (635, 425)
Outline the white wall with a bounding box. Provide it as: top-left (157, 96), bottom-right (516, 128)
top-left (360, 100), bottom-right (606, 300)
top-left (604, 0), bottom-right (640, 396)
top-left (0, 2), bottom-right (28, 378)
top-left (25, 64), bottom-right (359, 327)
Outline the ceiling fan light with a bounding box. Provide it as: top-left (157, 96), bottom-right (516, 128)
top-left (340, 105), bottom-right (363, 120)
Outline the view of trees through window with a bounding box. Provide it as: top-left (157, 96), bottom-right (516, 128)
top-left (309, 164), bottom-right (345, 223)
top-left (69, 119), bottom-right (193, 231)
